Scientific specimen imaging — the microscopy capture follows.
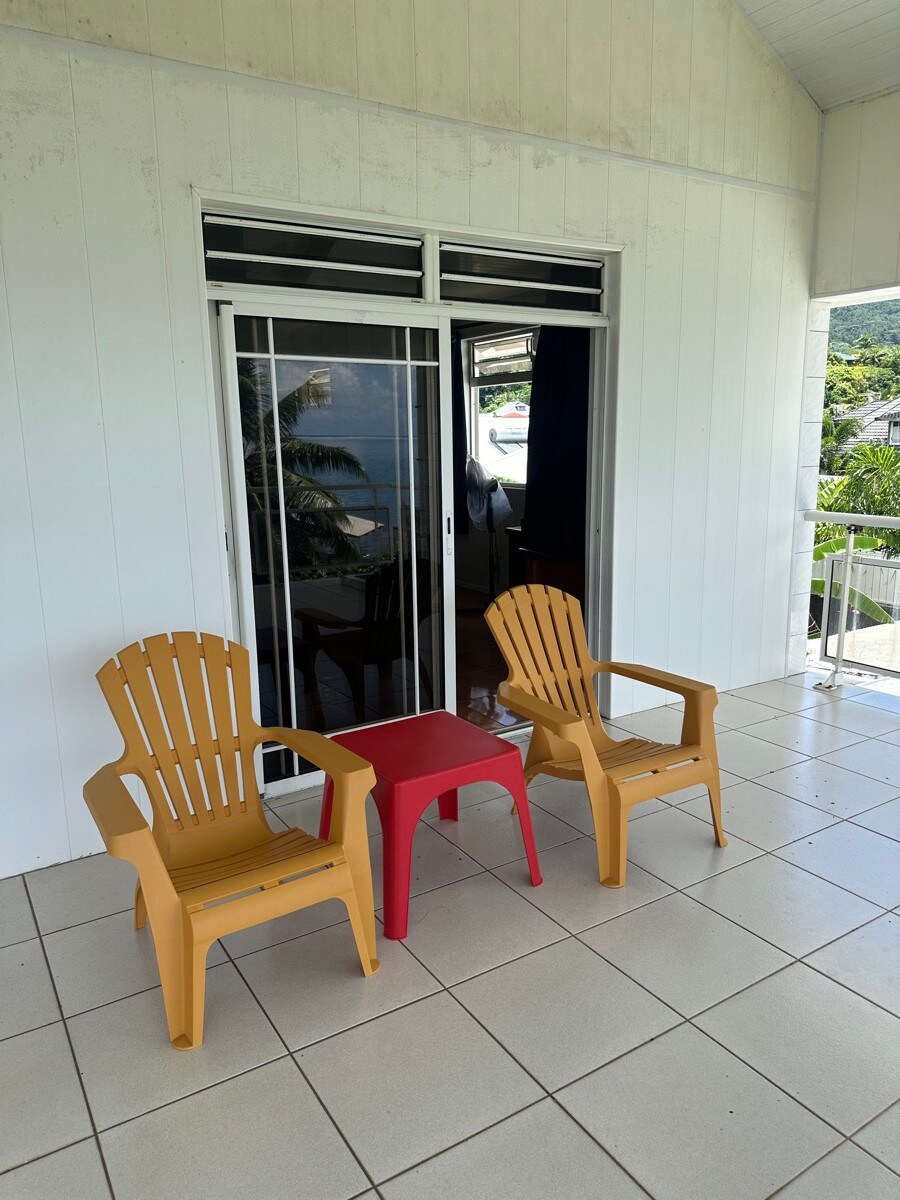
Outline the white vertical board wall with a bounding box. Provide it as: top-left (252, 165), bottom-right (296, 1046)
top-left (815, 88), bottom-right (900, 297)
top-left (0, 22), bottom-right (817, 874)
top-left (0, 0), bottom-right (818, 193)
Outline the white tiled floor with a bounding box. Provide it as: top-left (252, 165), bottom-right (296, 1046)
top-left (2, 672), bottom-right (900, 1198)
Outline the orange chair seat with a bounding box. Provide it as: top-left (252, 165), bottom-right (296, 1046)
top-left (169, 827), bottom-right (334, 905)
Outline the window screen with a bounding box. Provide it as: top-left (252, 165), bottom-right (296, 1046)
top-left (203, 215), bottom-right (424, 299)
top-left (439, 243), bottom-right (602, 313)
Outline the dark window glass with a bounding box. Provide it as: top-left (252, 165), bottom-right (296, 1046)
top-left (204, 220), bottom-right (421, 272)
top-left (409, 328), bottom-right (437, 360)
top-left (262, 747), bottom-right (293, 783)
top-left (439, 277), bottom-right (600, 312)
top-left (238, 357), bottom-right (293, 735)
top-left (206, 255), bottom-right (422, 298)
top-left (272, 319), bottom-right (408, 360)
top-left (441, 247), bottom-right (601, 292)
top-left (234, 316), bottom-right (269, 354)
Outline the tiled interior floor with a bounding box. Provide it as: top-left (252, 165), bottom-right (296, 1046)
top-left (455, 587), bottom-right (524, 733)
top-left (3, 670), bottom-right (900, 1199)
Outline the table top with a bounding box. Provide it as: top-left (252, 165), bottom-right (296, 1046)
top-left (330, 709), bottom-right (519, 784)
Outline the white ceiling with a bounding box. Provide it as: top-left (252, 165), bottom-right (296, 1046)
top-left (737, 0), bottom-right (900, 110)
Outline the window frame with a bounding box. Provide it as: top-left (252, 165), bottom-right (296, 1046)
top-left (463, 326), bottom-right (537, 482)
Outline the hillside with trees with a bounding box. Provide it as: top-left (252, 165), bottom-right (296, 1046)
top-left (829, 299), bottom-right (900, 349)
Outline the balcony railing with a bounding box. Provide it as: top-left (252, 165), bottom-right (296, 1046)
top-left (804, 509), bottom-right (900, 687)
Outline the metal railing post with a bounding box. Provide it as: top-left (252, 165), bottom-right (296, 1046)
top-left (817, 524), bottom-right (858, 691)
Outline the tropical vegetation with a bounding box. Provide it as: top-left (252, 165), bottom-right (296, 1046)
top-left (238, 359), bottom-right (369, 573)
top-left (811, 319), bottom-right (900, 638)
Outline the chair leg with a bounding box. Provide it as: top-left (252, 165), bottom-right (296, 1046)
top-left (134, 882), bottom-right (147, 931)
top-left (588, 779), bottom-right (628, 888)
top-left (341, 814), bottom-right (380, 974)
top-left (437, 788), bottom-right (458, 820)
top-left (707, 765), bottom-right (728, 848)
top-left (511, 727), bottom-right (548, 814)
top-left (342, 884), bottom-right (380, 977)
top-left (174, 936), bottom-right (210, 1051)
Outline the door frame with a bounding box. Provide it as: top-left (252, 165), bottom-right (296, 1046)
top-left (216, 296), bottom-right (453, 794)
top-left (202, 224), bottom-right (613, 799)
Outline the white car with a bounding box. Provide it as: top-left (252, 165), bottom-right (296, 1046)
top-left (487, 401), bottom-right (530, 444)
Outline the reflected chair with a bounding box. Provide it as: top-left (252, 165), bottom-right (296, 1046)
top-left (83, 632), bottom-right (379, 1050)
top-left (485, 585), bottom-right (726, 888)
top-left (296, 560), bottom-right (434, 722)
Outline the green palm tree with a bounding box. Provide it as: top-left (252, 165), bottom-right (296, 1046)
top-left (840, 444), bottom-right (900, 555)
top-left (819, 403), bottom-right (863, 474)
top-left (238, 359), bottom-right (369, 572)
top-left (851, 333), bottom-right (885, 365)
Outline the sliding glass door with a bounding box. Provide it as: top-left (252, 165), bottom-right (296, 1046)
top-left (220, 306), bottom-right (446, 784)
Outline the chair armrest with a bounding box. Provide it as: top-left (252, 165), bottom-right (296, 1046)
top-left (499, 684), bottom-right (585, 741)
top-left (83, 764), bottom-right (159, 867)
top-left (264, 726), bottom-right (376, 785)
top-left (597, 661), bottom-right (717, 701)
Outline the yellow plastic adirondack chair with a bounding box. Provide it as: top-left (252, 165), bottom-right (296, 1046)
top-left (83, 632), bottom-right (379, 1050)
top-left (485, 586), bottom-right (726, 888)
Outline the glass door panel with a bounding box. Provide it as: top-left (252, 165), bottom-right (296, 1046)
top-left (231, 312), bottom-right (443, 783)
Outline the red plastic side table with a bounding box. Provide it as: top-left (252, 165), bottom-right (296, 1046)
top-left (318, 710), bottom-right (543, 940)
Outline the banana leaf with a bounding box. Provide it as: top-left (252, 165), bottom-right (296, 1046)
top-left (810, 578), bottom-right (893, 624)
top-left (812, 535), bottom-right (883, 560)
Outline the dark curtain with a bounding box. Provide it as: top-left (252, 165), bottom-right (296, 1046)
top-left (450, 331), bottom-right (469, 534)
top-left (521, 326), bottom-right (591, 559)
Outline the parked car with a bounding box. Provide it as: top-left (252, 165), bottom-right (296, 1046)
top-left (487, 401), bottom-right (530, 444)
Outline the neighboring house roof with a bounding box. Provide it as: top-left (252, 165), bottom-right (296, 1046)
top-left (845, 395), bottom-right (900, 450)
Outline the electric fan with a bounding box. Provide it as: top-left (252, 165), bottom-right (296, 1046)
top-left (465, 455), bottom-right (513, 601)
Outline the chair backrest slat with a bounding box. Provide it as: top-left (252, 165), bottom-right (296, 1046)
top-left (494, 591), bottom-right (552, 702)
top-left (486, 585), bottom-right (601, 727)
top-left (115, 642), bottom-right (196, 827)
top-left (200, 634), bottom-right (245, 811)
top-left (548, 588), bottom-right (596, 722)
top-left (96, 633), bottom-right (265, 858)
top-left (171, 632), bottom-right (227, 817)
top-left (226, 636), bottom-right (263, 804)
top-left (528, 586), bottom-right (581, 712)
top-left (144, 635), bottom-right (214, 823)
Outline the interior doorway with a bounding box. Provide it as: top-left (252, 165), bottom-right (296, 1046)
top-left (450, 320), bottom-right (595, 732)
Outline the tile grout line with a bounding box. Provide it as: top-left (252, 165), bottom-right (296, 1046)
top-left (366, 932), bottom-right (661, 1198)
top-left (17, 876), bottom-right (117, 1200)
top-left (0, 1136), bottom-right (101, 1182)
top-left (230, 902), bottom-right (557, 1194)
top-left (218, 942), bottom-right (384, 1199)
top-left (5, 686), bottom-right (898, 1192)
top-left (762, 1139), bottom-right (858, 1198)
top-left (12, 770), bottom-right (894, 995)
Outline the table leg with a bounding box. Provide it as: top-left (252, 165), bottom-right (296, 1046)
top-left (437, 788), bottom-right (459, 821)
top-left (381, 801), bottom-right (419, 940)
top-left (504, 770), bottom-right (543, 887)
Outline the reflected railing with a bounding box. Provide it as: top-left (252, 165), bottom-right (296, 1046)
top-left (805, 509), bottom-right (900, 687)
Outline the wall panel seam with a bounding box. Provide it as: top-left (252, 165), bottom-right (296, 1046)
top-left (758, 197), bottom-right (790, 681)
top-left (149, 69), bottom-right (200, 630)
top-left (60, 51), bottom-right (127, 856)
top-left (0, 23), bottom-right (816, 202)
top-left (0, 238), bottom-right (69, 854)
